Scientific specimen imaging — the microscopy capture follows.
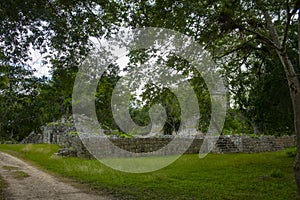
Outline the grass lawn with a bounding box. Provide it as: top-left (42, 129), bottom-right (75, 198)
top-left (0, 144), bottom-right (297, 199)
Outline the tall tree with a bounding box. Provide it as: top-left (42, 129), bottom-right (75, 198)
top-left (0, 64), bottom-right (47, 140)
top-left (122, 0), bottom-right (300, 193)
top-left (0, 0), bottom-right (123, 137)
top-left (202, 0), bottom-right (300, 192)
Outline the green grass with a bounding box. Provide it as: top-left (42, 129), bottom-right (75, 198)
top-left (0, 144), bottom-right (297, 199)
top-left (11, 171), bottom-right (30, 180)
top-left (2, 165), bottom-right (29, 180)
top-left (2, 166), bottom-right (19, 171)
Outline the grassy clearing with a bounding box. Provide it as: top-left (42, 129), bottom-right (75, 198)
top-left (0, 144), bottom-right (297, 199)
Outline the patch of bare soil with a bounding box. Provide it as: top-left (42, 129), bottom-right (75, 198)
top-left (0, 152), bottom-right (113, 200)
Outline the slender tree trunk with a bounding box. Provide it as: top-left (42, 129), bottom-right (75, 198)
top-left (253, 124), bottom-right (259, 135)
top-left (294, 10), bottom-right (300, 196)
top-left (241, 122), bottom-right (245, 135)
top-left (264, 10), bottom-right (300, 196)
top-left (298, 10), bottom-right (300, 69)
top-left (276, 50), bottom-right (300, 196)
top-left (10, 129), bottom-right (13, 140)
top-left (288, 73), bottom-right (300, 196)
top-left (275, 51), bottom-right (300, 197)
top-left (293, 81), bottom-right (300, 197)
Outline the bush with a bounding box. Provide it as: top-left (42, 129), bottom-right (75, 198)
top-left (110, 130), bottom-right (132, 138)
top-left (67, 131), bottom-right (78, 136)
top-left (270, 169), bottom-right (284, 178)
top-left (285, 147), bottom-right (296, 158)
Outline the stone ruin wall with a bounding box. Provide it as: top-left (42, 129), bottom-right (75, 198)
top-left (21, 124), bottom-right (296, 158)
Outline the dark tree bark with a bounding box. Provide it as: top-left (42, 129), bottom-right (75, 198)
top-left (293, 10), bottom-right (300, 193)
top-left (263, 9), bottom-right (300, 196)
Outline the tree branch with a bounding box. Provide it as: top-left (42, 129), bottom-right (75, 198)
top-left (212, 39), bottom-right (255, 59)
top-left (298, 10), bottom-right (300, 69)
top-left (243, 27), bottom-right (281, 51)
top-left (282, 0), bottom-right (292, 49)
top-left (263, 11), bottom-right (282, 49)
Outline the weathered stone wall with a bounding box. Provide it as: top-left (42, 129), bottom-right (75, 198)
top-left (21, 124), bottom-right (296, 158)
top-left (109, 137), bottom-right (204, 154)
top-left (21, 124), bottom-right (93, 158)
top-left (80, 137), bottom-right (204, 158)
top-left (274, 135), bottom-right (297, 148)
top-left (229, 136), bottom-right (282, 153)
top-left (21, 132), bottom-right (43, 144)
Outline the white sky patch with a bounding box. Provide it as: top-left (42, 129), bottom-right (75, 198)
top-left (28, 46), bottom-right (51, 78)
top-left (89, 36), bottom-right (131, 76)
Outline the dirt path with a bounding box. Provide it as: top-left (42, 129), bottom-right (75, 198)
top-left (0, 152), bottom-right (113, 200)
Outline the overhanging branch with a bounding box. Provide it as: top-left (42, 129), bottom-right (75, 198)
top-left (282, 0), bottom-right (291, 49)
top-left (243, 27), bottom-right (281, 51)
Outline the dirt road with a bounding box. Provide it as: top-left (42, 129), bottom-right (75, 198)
top-left (0, 152), bottom-right (113, 200)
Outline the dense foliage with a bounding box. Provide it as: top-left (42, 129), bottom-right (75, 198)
top-left (0, 0), bottom-right (297, 140)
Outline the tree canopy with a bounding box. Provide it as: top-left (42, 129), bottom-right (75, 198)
top-left (2, 0), bottom-right (300, 194)
top-left (0, 0), bottom-right (298, 137)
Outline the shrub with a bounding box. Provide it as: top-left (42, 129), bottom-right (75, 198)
top-left (270, 169), bottom-right (284, 178)
top-left (67, 131), bottom-right (78, 136)
top-left (285, 147), bottom-right (296, 158)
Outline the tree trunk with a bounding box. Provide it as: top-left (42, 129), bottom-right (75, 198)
top-left (10, 129), bottom-right (13, 140)
top-left (253, 124), bottom-right (259, 135)
top-left (264, 10), bottom-right (300, 195)
top-left (293, 88), bottom-right (300, 197)
top-left (277, 51), bottom-right (300, 196)
top-left (293, 10), bottom-right (300, 196)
